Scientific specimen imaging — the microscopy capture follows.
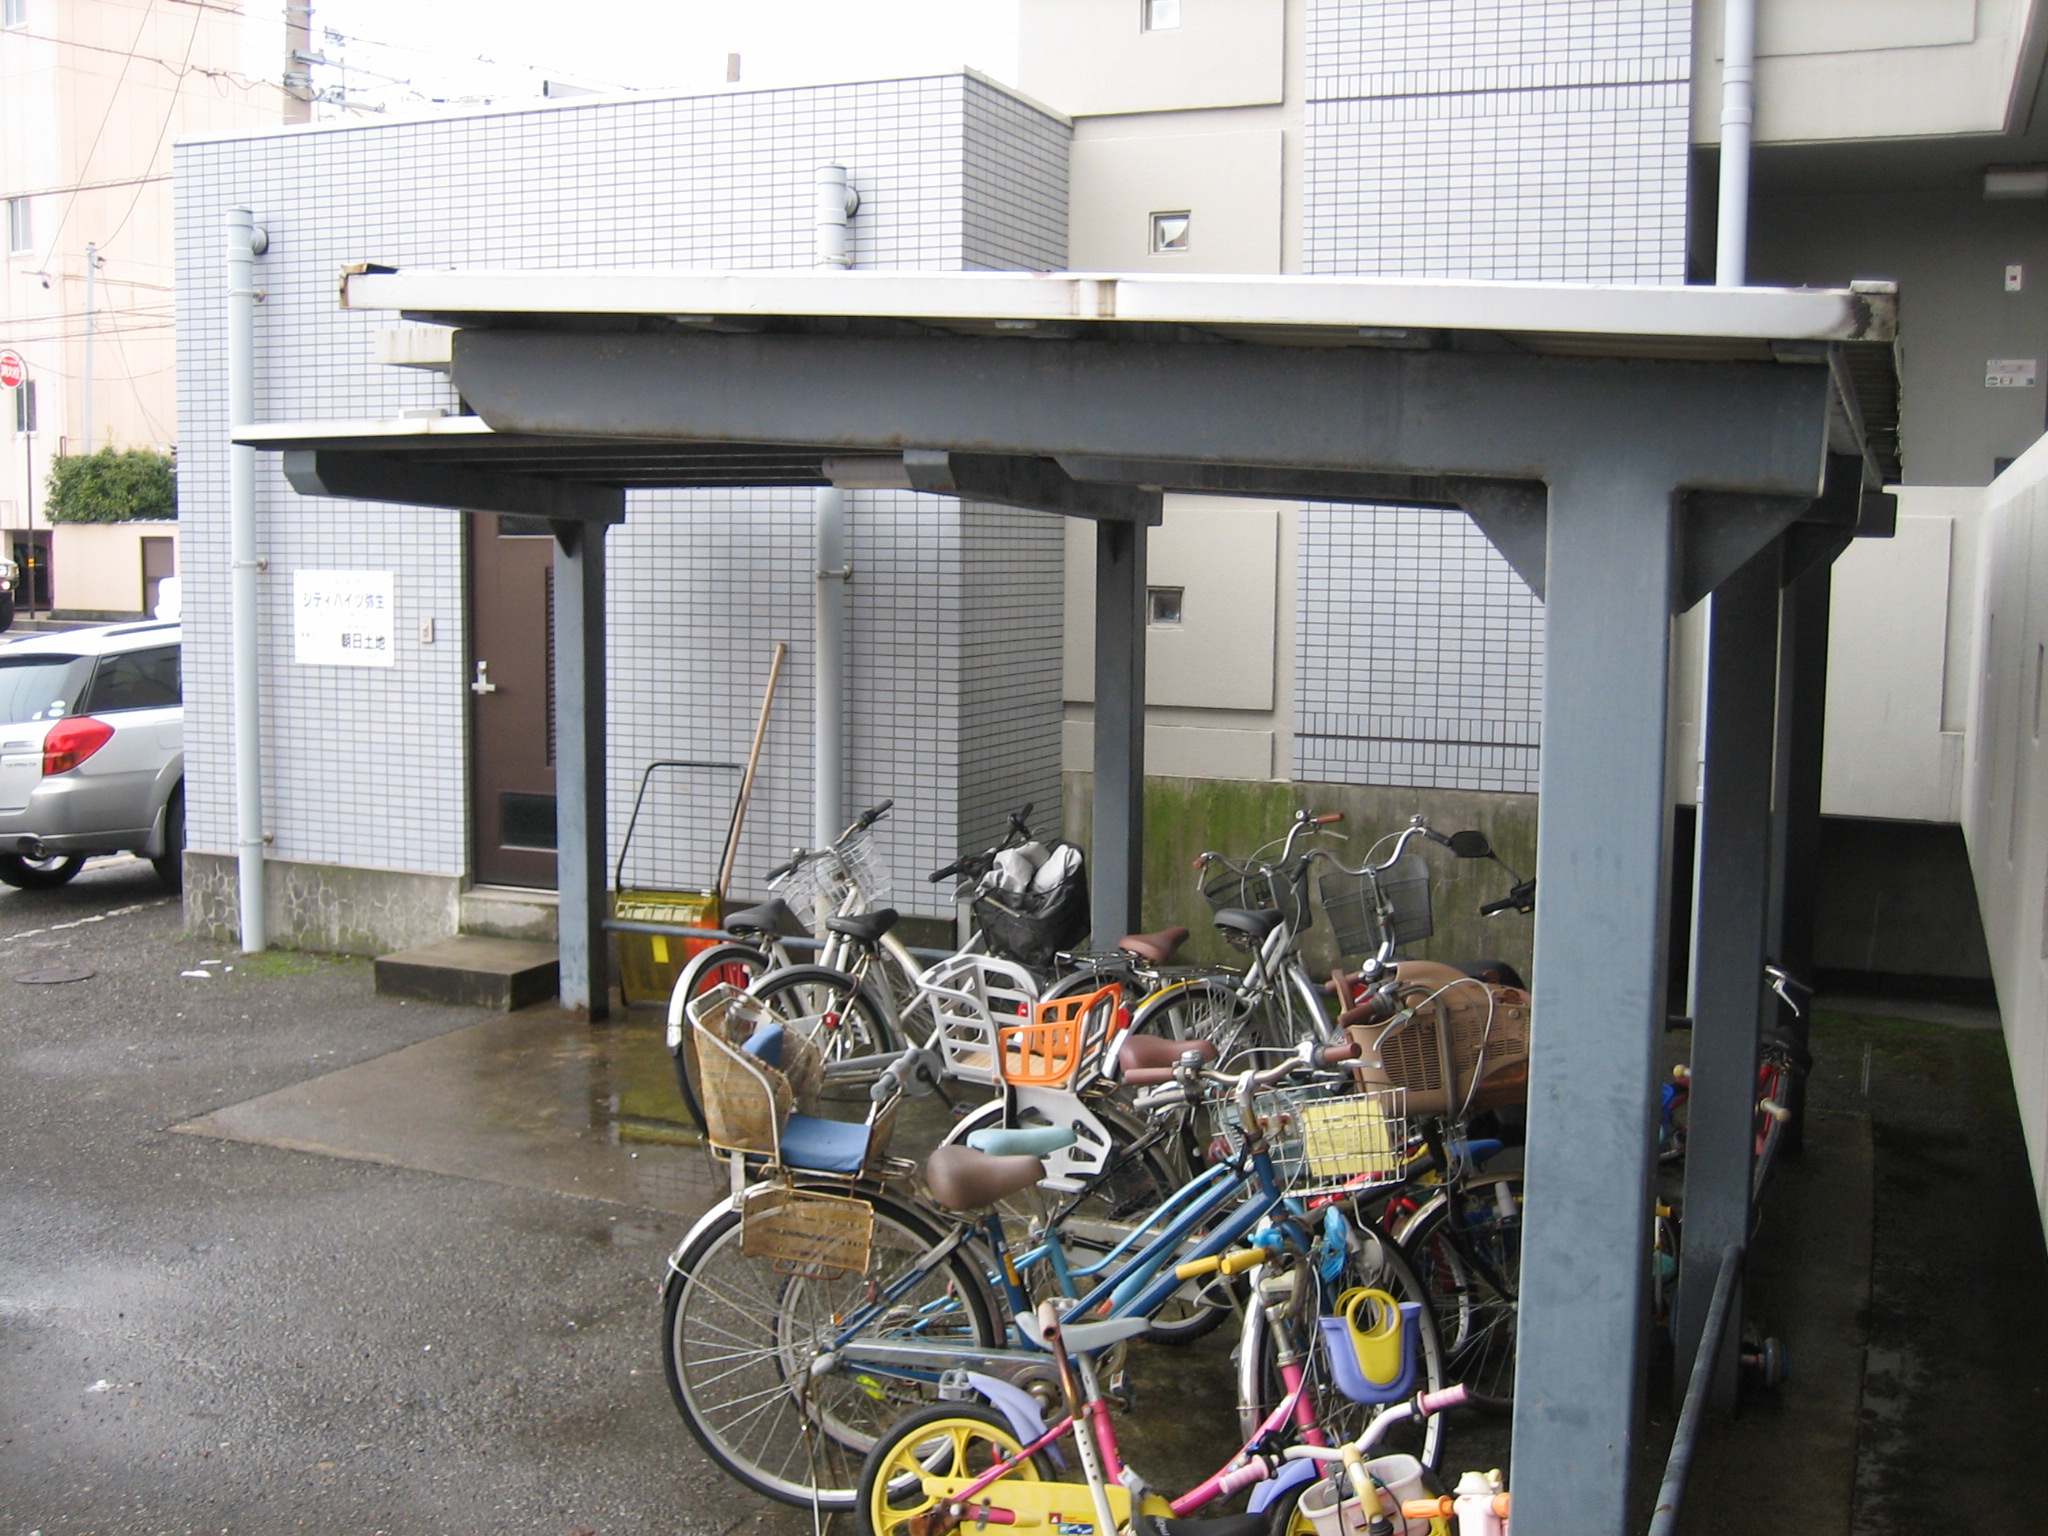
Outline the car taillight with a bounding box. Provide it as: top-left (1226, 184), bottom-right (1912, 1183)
top-left (43, 716), bottom-right (114, 775)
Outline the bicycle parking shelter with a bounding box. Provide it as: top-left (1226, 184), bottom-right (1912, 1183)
top-left (241, 267), bottom-right (1899, 1536)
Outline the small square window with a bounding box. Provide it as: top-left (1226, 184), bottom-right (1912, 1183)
top-left (1148, 586), bottom-right (1184, 626)
top-left (1143, 0), bottom-right (1181, 31)
top-left (6, 196), bottom-right (30, 254)
top-left (12, 379), bottom-right (34, 435)
top-left (1150, 211), bottom-right (1190, 254)
top-left (1, 0), bottom-right (25, 30)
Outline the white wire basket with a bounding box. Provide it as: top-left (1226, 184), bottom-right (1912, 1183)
top-left (1245, 1083), bottom-right (1409, 1193)
top-left (777, 829), bottom-right (891, 934)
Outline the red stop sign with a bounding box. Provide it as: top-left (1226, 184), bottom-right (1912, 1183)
top-left (0, 351), bottom-right (24, 390)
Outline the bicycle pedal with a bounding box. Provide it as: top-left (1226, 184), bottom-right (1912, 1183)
top-left (1108, 1369), bottom-right (1136, 1413)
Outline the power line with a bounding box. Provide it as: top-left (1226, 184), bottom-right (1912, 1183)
top-left (37, 0), bottom-right (158, 264)
top-left (103, 4), bottom-right (209, 252)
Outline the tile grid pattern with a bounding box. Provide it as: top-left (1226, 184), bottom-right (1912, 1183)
top-left (1295, 0), bottom-right (1693, 791)
top-left (175, 75), bottom-right (1069, 916)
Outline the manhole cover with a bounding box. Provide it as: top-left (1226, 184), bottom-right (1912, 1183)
top-left (15, 966), bottom-right (96, 985)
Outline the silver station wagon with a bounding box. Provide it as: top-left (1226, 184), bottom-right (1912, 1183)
top-left (0, 621), bottom-right (184, 890)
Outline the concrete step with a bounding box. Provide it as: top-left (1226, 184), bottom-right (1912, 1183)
top-left (459, 883), bottom-right (559, 943)
top-left (375, 935), bottom-right (559, 1011)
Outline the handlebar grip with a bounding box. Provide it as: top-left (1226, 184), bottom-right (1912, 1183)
top-left (1416, 1384), bottom-right (1471, 1415)
top-left (1122, 1066), bottom-right (1178, 1088)
top-left (1172, 1254), bottom-right (1224, 1280)
top-left (1401, 1500), bottom-right (1455, 1520)
top-left (1477, 896), bottom-right (1517, 916)
top-left (856, 799), bottom-right (895, 830)
top-left (764, 857), bottom-right (801, 883)
top-left (1315, 1039), bottom-right (1362, 1066)
top-left (927, 860), bottom-right (966, 883)
top-left (869, 1051), bottom-right (920, 1101)
top-left (1220, 1247), bottom-right (1270, 1275)
top-left (1314, 812), bottom-right (1344, 825)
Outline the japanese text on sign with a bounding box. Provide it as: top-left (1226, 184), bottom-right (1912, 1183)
top-left (293, 570), bottom-right (396, 667)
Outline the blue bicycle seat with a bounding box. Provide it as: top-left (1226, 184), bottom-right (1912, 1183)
top-left (966, 1125), bottom-right (1078, 1159)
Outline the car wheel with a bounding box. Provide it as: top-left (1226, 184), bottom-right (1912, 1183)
top-left (0, 854), bottom-right (87, 890)
top-left (152, 788), bottom-right (185, 892)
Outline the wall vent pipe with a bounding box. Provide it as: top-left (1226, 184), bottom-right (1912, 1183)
top-left (813, 164), bottom-right (857, 848)
top-left (227, 206), bottom-right (268, 951)
top-left (1715, 0), bottom-right (1756, 286)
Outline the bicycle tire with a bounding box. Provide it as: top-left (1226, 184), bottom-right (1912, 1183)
top-left (666, 941), bottom-right (771, 1130)
top-left (662, 1186), bottom-right (1001, 1509)
top-left (857, 1401), bottom-right (1053, 1536)
top-left (745, 964), bottom-right (902, 1098)
top-left (1236, 1217), bottom-right (1450, 1471)
top-left (1394, 1175), bottom-right (1522, 1413)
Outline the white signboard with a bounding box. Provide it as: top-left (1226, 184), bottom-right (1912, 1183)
top-left (1986, 358), bottom-right (2038, 388)
top-left (293, 570), bottom-right (395, 667)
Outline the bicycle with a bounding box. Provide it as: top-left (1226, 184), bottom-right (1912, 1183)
top-left (661, 1017), bottom-right (1446, 1509)
top-left (856, 1275), bottom-right (1472, 1536)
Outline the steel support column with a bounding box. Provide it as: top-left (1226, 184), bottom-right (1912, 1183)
top-left (1673, 543), bottom-right (1782, 1406)
top-left (1769, 558), bottom-right (1833, 1154)
top-left (1092, 518), bottom-right (1146, 946)
top-left (1513, 465), bottom-right (1678, 1536)
top-left (552, 517), bottom-right (611, 1021)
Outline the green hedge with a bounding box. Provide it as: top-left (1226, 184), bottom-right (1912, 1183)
top-left (46, 447), bottom-right (177, 523)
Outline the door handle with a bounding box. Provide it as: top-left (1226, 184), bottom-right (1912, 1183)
top-left (470, 659), bottom-right (499, 695)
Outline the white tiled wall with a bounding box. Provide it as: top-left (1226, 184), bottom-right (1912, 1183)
top-left (1294, 1), bottom-right (1693, 790)
top-left (175, 74), bottom-right (1069, 919)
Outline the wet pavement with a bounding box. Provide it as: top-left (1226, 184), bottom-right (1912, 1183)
top-left (6, 861), bottom-right (2048, 1533)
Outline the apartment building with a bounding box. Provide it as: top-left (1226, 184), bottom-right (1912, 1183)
top-left (170, 2), bottom-right (2046, 999)
top-left (1, 0), bottom-right (297, 619)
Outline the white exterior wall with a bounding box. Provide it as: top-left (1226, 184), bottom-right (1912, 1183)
top-left (1963, 442), bottom-right (2048, 1221)
top-left (174, 76), bottom-right (1069, 924)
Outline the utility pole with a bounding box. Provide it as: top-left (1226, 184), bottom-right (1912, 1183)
top-left (283, 4), bottom-right (314, 122)
top-left (81, 242), bottom-right (99, 455)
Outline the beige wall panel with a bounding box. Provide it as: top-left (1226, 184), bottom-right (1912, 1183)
top-left (1065, 497), bottom-right (1279, 709)
top-left (1068, 125), bottom-right (1283, 273)
top-left (1694, 0), bottom-right (2032, 142)
top-left (52, 521), bottom-right (174, 614)
top-left (1020, 0), bottom-right (1284, 117)
top-left (1063, 719), bottom-right (1275, 780)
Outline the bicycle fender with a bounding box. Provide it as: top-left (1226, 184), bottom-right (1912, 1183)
top-left (1247, 1457), bottom-right (1320, 1513)
top-left (964, 1371), bottom-right (1066, 1470)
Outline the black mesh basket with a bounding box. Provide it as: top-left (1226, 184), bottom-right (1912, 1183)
top-left (974, 863), bottom-right (1091, 971)
top-left (1318, 852), bottom-right (1434, 956)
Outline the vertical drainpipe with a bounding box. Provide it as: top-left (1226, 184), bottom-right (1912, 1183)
top-left (813, 164), bottom-right (857, 848)
top-left (1715, 0), bottom-right (1755, 288)
top-left (227, 206), bottom-right (268, 951)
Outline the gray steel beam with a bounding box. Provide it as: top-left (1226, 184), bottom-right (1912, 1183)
top-left (282, 448), bottom-right (625, 522)
top-left (1673, 541), bottom-right (1782, 1408)
top-left (1513, 461), bottom-right (1679, 1536)
top-left (451, 328), bottom-right (1833, 498)
top-left (552, 517), bottom-right (611, 1021)
top-left (1092, 518), bottom-right (1146, 946)
top-left (1769, 557), bottom-right (1832, 1156)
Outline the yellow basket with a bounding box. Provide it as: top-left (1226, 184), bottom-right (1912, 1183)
top-left (739, 1181), bottom-right (875, 1279)
top-left (1297, 1093), bottom-right (1404, 1183)
top-left (613, 889), bottom-right (720, 1006)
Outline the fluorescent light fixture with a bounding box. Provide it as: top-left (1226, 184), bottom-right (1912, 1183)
top-left (1985, 165), bottom-right (2048, 199)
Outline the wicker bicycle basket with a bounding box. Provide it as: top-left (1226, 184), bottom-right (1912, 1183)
top-left (1317, 853), bottom-right (1434, 957)
top-left (1349, 961), bottom-right (1531, 1116)
top-left (739, 1180), bottom-right (875, 1279)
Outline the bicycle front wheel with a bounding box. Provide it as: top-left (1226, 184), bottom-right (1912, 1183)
top-left (662, 1189), bottom-right (1000, 1509)
top-left (1395, 1175), bottom-right (1522, 1412)
top-left (859, 1401), bottom-right (1052, 1536)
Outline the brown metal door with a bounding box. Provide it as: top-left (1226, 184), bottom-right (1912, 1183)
top-left (469, 514), bottom-right (557, 888)
top-left (140, 537), bottom-right (175, 618)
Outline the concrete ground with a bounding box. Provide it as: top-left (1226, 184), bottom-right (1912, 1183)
top-left (5, 862), bottom-right (2046, 1533)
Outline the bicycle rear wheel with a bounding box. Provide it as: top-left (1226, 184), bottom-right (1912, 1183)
top-left (746, 964), bottom-right (901, 1101)
top-left (1395, 1175), bottom-right (1522, 1412)
top-left (1129, 976), bottom-right (1259, 1066)
top-left (662, 1188), bottom-right (1000, 1508)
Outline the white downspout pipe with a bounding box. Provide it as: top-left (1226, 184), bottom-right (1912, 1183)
top-left (1715, 0), bottom-right (1755, 287)
top-left (813, 165), bottom-right (857, 847)
top-left (227, 206), bottom-right (268, 951)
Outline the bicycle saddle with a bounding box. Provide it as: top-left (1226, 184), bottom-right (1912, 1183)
top-left (1117, 926), bottom-right (1190, 964)
top-left (923, 1145), bottom-right (1047, 1211)
top-left (966, 1125), bottom-right (1078, 1158)
top-left (1213, 908), bottom-right (1284, 944)
top-left (723, 898), bottom-right (803, 938)
top-left (825, 908), bottom-right (899, 945)
top-left (1115, 1032), bottom-right (1219, 1087)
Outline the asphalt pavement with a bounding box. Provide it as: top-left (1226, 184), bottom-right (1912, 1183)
top-left (0, 859), bottom-right (747, 1535)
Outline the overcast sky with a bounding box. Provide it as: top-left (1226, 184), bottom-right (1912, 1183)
top-left (299, 1), bottom-right (1020, 112)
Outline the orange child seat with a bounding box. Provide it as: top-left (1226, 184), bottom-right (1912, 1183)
top-left (997, 984), bottom-right (1124, 1088)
